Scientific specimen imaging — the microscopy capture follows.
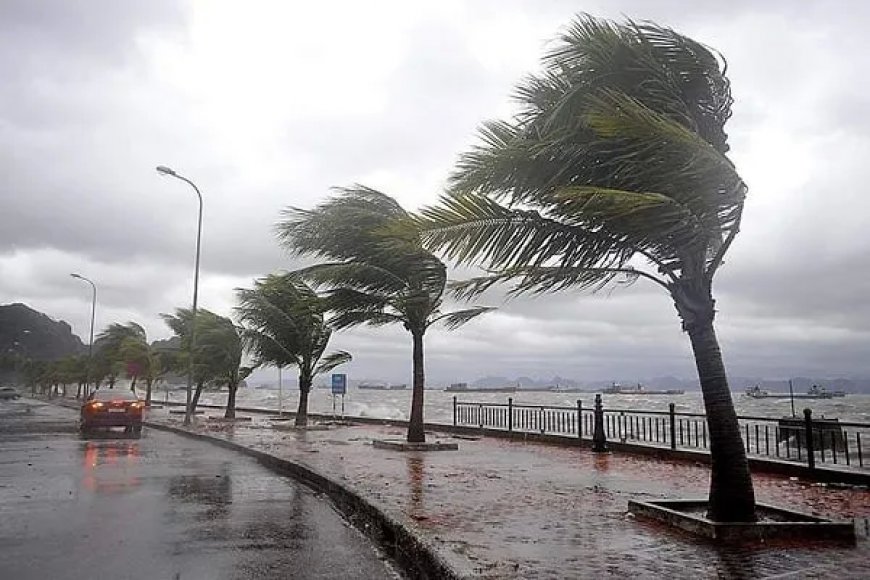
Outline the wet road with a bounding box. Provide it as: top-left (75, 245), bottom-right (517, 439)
top-left (0, 398), bottom-right (401, 580)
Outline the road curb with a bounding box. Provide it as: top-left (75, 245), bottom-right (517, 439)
top-left (144, 420), bottom-right (462, 580)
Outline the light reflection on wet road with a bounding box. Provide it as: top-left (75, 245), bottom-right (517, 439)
top-left (0, 399), bottom-right (401, 580)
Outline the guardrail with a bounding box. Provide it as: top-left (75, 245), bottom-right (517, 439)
top-left (453, 395), bottom-right (869, 472)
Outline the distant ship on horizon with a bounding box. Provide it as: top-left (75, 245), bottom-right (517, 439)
top-left (444, 382), bottom-right (518, 393)
top-left (744, 384), bottom-right (843, 399)
top-left (601, 383), bottom-right (685, 395)
top-left (358, 381), bottom-right (407, 390)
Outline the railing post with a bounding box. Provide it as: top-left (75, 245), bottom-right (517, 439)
top-left (508, 398), bottom-right (514, 432)
top-left (804, 408), bottom-right (816, 471)
top-left (669, 403), bottom-right (677, 450)
top-left (453, 396), bottom-right (457, 426)
top-left (577, 400), bottom-right (582, 439)
top-left (593, 394), bottom-right (607, 452)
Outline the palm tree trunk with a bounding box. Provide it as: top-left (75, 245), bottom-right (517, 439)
top-left (144, 379), bottom-right (153, 406)
top-left (191, 381), bottom-right (204, 414)
top-left (687, 318), bottom-right (756, 522)
top-left (225, 379), bottom-right (238, 419)
top-left (406, 330), bottom-right (426, 443)
top-left (130, 375), bottom-right (137, 393)
top-left (295, 370), bottom-right (312, 427)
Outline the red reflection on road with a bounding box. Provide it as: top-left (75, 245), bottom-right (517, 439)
top-left (82, 442), bottom-right (141, 494)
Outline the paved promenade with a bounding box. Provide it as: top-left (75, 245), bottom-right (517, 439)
top-left (142, 407), bottom-right (870, 579)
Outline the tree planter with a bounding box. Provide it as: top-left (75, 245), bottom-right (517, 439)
top-left (628, 499), bottom-right (856, 544)
top-left (206, 416), bottom-right (252, 422)
top-left (373, 439), bottom-right (458, 451)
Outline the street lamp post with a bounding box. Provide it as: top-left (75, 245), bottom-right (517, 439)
top-left (156, 165), bottom-right (203, 426)
top-left (70, 273), bottom-right (97, 399)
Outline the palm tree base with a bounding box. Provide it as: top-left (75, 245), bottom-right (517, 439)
top-left (372, 439), bottom-right (459, 452)
top-left (628, 499), bottom-right (855, 544)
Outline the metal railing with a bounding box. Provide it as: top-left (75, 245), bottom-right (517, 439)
top-left (453, 396), bottom-right (869, 472)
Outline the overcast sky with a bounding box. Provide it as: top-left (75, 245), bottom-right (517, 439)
top-left (2, 0), bottom-right (868, 385)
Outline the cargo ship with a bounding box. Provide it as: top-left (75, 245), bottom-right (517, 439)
top-left (444, 382), bottom-right (518, 393)
top-left (601, 383), bottom-right (685, 395)
top-left (358, 382), bottom-right (407, 390)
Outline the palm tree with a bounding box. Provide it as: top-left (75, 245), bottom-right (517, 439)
top-left (195, 313), bottom-right (253, 419)
top-left (161, 308), bottom-right (251, 418)
top-left (420, 15), bottom-right (754, 521)
top-left (236, 273), bottom-right (352, 427)
top-left (119, 339), bottom-right (165, 406)
top-left (277, 186), bottom-right (493, 443)
top-left (95, 322), bottom-right (147, 390)
top-left (161, 308), bottom-right (218, 415)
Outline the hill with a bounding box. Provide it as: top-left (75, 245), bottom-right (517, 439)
top-left (1, 303), bottom-right (85, 360)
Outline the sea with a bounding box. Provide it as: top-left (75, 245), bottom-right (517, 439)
top-left (164, 385), bottom-right (870, 425)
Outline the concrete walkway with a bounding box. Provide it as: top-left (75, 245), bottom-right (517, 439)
top-left (149, 408), bottom-right (869, 579)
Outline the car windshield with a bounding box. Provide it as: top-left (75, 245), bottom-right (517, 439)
top-left (91, 390), bottom-right (139, 402)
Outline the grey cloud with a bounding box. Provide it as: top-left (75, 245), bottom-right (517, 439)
top-left (2, 1), bottom-right (869, 383)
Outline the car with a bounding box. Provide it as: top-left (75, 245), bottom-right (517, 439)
top-left (80, 389), bottom-right (145, 436)
top-left (0, 386), bottom-right (21, 400)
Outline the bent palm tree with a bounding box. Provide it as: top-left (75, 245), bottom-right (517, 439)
top-left (161, 308), bottom-right (223, 415)
top-left (277, 186), bottom-right (493, 443)
top-left (194, 314), bottom-right (253, 419)
top-left (421, 15), bottom-right (754, 521)
top-left (95, 322), bottom-right (147, 390)
top-left (236, 273), bottom-right (351, 427)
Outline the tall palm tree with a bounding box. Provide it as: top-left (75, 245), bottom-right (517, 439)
top-left (236, 273), bottom-right (352, 427)
top-left (277, 186), bottom-right (493, 443)
top-left (420, 15), bottom-right (754, 521)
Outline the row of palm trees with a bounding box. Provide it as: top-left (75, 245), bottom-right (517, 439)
top-left (271, 15), bottom-right (757, 522)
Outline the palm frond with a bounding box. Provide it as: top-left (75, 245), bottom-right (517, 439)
top-left (429, 306), bottom-right (496, 330)
top-left (420, 192), bottom-right (632, 272)
top-left (313, 351), bottom-right (352, 376)
top-left (328, 310), bottom-right (406, 330)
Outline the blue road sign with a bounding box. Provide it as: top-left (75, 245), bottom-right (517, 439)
top-left (331, 373), bottom-right (347, 395)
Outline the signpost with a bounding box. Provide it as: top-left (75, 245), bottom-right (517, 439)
top-left (331, 373), bottom-right (347, 419)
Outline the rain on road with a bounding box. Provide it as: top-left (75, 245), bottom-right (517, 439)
top-left (0, 398), bottom-right (401, 580)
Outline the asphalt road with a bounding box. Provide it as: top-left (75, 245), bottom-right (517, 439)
top-left (0, 398), bottom-right (402, 580)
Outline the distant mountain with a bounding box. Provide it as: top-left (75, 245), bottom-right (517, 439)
top-left (0, 303), bottom-right (85, 360)
top-left (1, 303), bottom-right (85, 383)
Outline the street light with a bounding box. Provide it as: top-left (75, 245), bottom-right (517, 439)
top-left (156, 165), bottom-right (203, 426)
top-left (70, 273), bottom-right (97, 399)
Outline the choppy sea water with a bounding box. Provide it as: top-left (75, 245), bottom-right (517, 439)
top-left (162, 386), bottom-right (870, 425)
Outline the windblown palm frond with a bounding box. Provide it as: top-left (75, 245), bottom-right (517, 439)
top-left (427, 13), bottom-right (743, 293)
top-left (313, 351), bottom-right (352, 376)
top-left (429, 307), bottom-right (496, 330)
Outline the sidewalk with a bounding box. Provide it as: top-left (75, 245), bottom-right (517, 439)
top-left (148, 408), bottom-right (869, 579)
